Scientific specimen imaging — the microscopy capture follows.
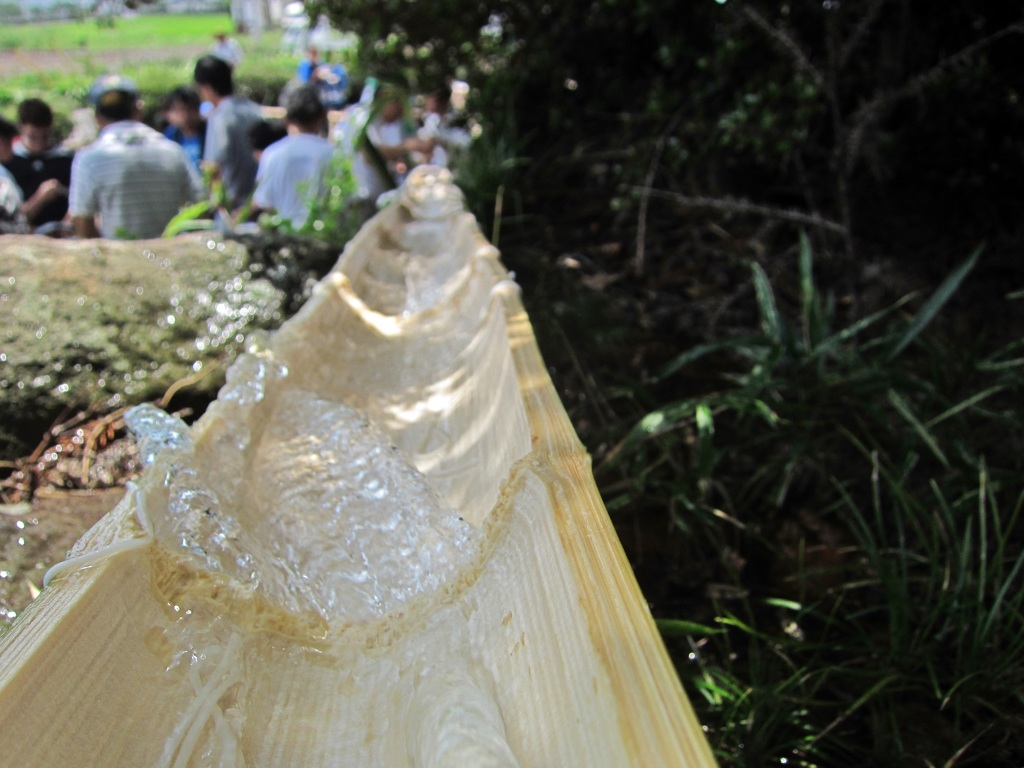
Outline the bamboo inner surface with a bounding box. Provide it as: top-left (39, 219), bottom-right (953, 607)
top-left (0, 167), bottom-right (717, 767)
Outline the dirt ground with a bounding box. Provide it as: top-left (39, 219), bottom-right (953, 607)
top-left (0, 488), bottom-right (126, 627)
top-left (0, 45), bottom-right (207, 77)
top-left (0, 408), bottom-right (144, 631)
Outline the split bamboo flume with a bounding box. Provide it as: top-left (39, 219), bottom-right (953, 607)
top-left (0, 167), bottom-right (718, 767)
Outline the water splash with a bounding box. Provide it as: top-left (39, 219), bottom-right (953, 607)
top-left (124, 391), bottom-right (481, 625)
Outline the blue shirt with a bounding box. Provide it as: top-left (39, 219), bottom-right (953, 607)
top-left (163, 124), bottom-right (206, 173)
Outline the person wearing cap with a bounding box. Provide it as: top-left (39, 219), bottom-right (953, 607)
top-left (251, 84), bottom-right (336, 228)
top-left (67, 75), bottom-right (204, 240)
top-left (3, 98), bottom-right (74, 232)
top-left (193, 55), bottom-right (263, 211)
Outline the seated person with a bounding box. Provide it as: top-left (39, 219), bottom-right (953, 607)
top-left (251, 84), bottom-right (336, 228)
top-left (0, 163), bottom-right (28, 234)
top-left (417, 84), bottom-right (471, 169)
top-left (5, 98), bottom-right (74, 231)
top-left (351, 84), bottom-right (434, 220)
top-left (0, 116), bottom-right (18, 164)
top-left (161, 86), bottom-right (206, 173)
top-left (249, 118), bottom-right (288, 164)
top-left (68, 75), bottom-right (205, 240)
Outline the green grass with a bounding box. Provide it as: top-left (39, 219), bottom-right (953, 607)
top-left (0, 13), bottom-right (234, 52)
top-left (597, 237), bottom-right (1024, 765)
top-left (0, 23), bottom-right (298, 131)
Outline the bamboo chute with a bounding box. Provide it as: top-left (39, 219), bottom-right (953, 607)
top-left (0, 167), bottom-right (717, 767)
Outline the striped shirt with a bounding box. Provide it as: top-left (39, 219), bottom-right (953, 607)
top-left (69, 121), bottom-right (204, 239)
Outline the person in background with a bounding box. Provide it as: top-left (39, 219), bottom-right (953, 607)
top-left (351, 84), bottom-right (433, 220)
top-left (296, 46), bottom-right (321, 84)
top-left (5, 98), bottom-right (74, 232)
top-left (251, 84), bottom-right (335, 228)
top-left (0, 117), bottom-right (27, 233)
top-left (315, 51), bottom-right (349, 110)
top-left (193, 55), bottom-right (263, 211)
top-left (211, 31), bottom-right (244, 68)
top-left (0, 117), bottom-right (18, 164)
top-left (68, 75), bottom-right (204, 240)
top-left (417, 83), bottom-right (471, 169)
top-left (249, 118), bottom-right (288, 164)
top-left (0, 162), bottom-right (27, 234)
top-left (161, 86), bottom-right (206, 174)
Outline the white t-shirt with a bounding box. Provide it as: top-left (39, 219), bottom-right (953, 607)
top-left (418, 112), bottom-right (471, 168)
top-left (253, 132), bottom-right (336, 227)
top-left (0, 164), bottom-right (26, 233)
top-left (350, 118), bottom-right (407, 206)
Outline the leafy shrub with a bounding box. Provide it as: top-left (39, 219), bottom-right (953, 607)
top-left (602, 238), bottom-right (1024, 765)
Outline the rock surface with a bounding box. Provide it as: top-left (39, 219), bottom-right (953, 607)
top-left (0, 234), bottom-right (287, 459)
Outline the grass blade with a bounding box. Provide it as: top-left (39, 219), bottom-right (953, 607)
top-left (887, 246), bottom-right (981, 361)
top-left (751, 262), bottom-right (783, 343)
top-left (799, 232), bottom-right (819, 348)
top-left (816, 292), bottom-right (917, 353)
top-left (925, 385), bottom-right (1005, 428)
top-left (809, 674), bottom-right (900, 748)
top-left (656, 619), bottom-right (726, 636)
top-left (887, 389), bottom-right (949, 468)
top-left (655, 336), bottom-right (763, 380)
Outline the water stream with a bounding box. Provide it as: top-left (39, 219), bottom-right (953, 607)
top-left (94, 167), bottom-right (528, 767)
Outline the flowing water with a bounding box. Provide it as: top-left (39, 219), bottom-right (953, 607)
top-left (5, 168), bottom-right (536, 767)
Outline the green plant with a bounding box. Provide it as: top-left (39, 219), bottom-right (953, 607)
top-left (602, 237), bottom-right (1024, 765)
top-left (257, 153), bottom-right (361, 247)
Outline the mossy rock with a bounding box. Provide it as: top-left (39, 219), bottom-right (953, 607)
top-left (0, 234), bottom-right (287, 460)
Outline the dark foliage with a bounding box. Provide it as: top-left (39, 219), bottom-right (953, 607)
top-left (306, 2), bottom-right (1024, 764)
top-left (317, 0), bottom-right (1024, 268)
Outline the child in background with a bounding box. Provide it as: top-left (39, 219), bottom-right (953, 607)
top-left (161, 87), bottom-right (206, 174)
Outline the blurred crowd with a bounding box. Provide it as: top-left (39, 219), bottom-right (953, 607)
top-left (0, 33), bottom-right (471, 240)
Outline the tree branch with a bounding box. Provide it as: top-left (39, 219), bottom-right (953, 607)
top-left (634, 109), bottom-right (685, 275)
top-left (839, 0), bottom-right (889, 70)
top-left (632, 188), bottom-right (848, 236)
top-left (845, 20), bottom-right (1024, 170)
top-left (739, 5), bottom-right (824, 89)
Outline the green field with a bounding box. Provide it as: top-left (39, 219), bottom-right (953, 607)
top-left (0, 14), bottom-right (300, 127)
top-left (0, 13), bottom-right (235, 52)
